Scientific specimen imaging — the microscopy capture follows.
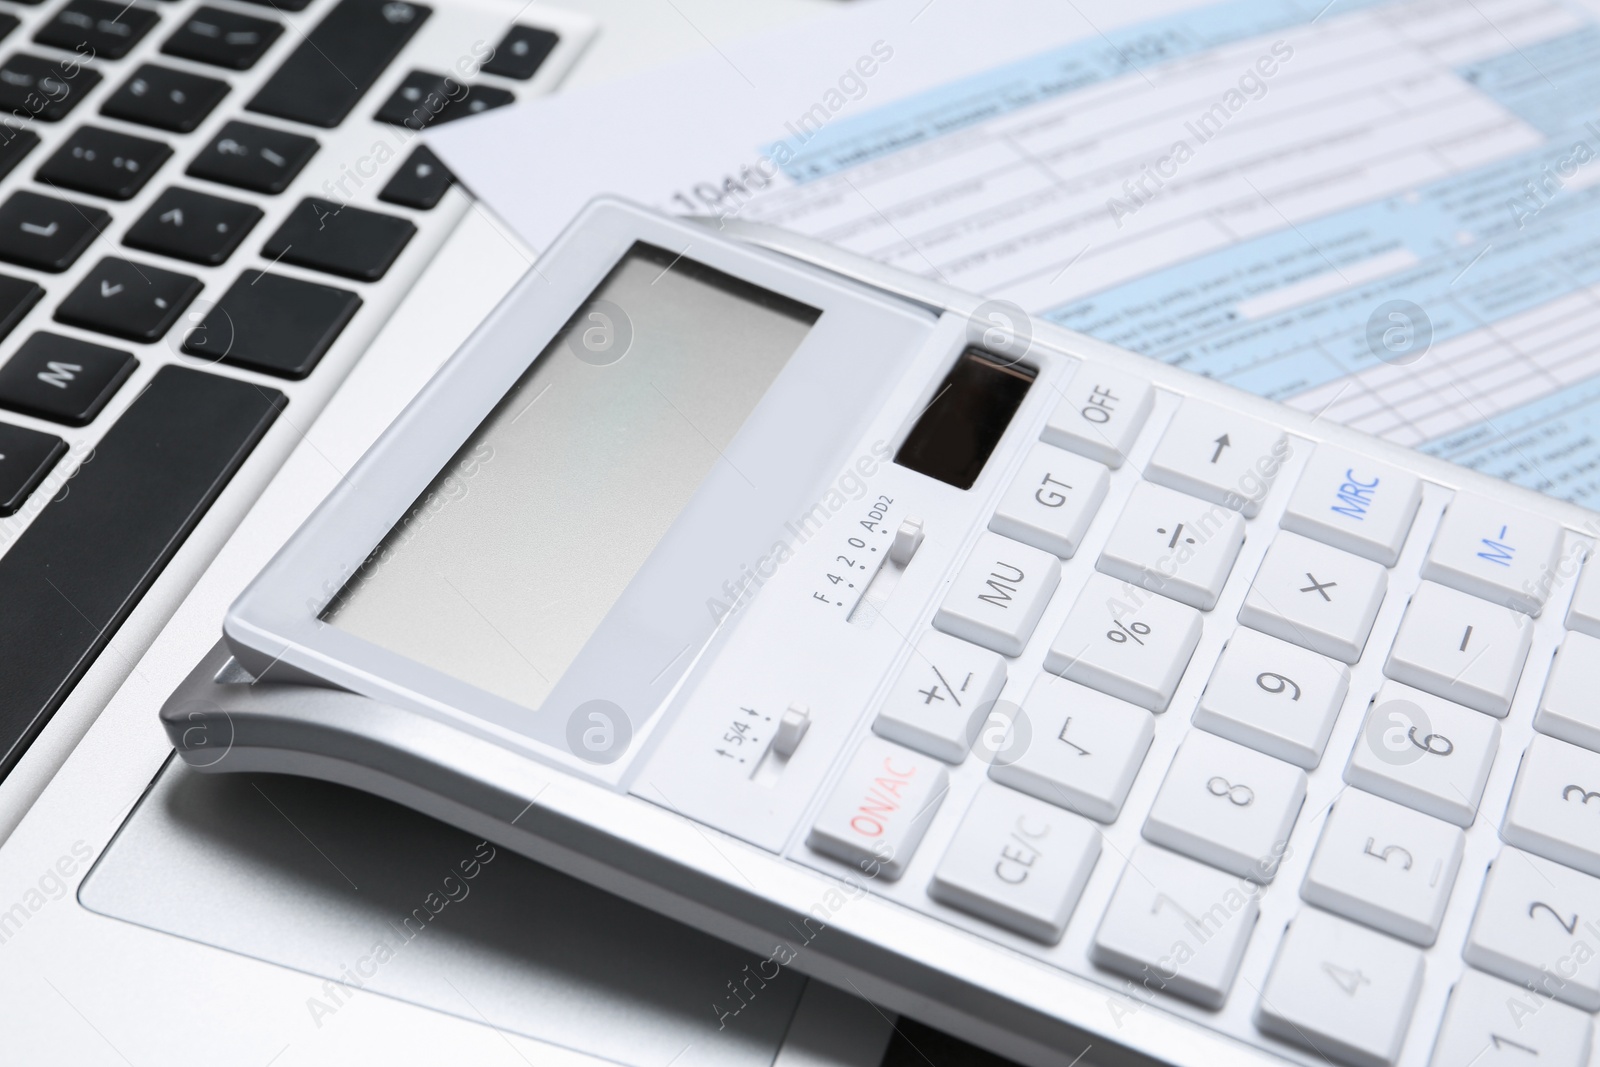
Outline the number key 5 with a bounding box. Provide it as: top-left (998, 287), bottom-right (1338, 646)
top-left (1300, 788), bottom-right (1464, 945)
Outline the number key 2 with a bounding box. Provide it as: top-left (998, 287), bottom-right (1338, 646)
top-left (1465, 847), bottom-right (1600, 1010)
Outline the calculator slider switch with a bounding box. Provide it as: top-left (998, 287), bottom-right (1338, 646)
top-left (773, 703), bottom-right (811, 758)
top-left (889, 516), bottom-right (925, 566)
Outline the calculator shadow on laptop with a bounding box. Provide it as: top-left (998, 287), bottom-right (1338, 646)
top-left (79, 752), bottom-right (805, 1067)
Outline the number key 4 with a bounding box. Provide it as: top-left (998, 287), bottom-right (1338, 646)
top-left (1256, 907), bottom-right (1423, 1067)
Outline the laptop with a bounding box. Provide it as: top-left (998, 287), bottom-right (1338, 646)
top-left (0, 0), bottom-right (960, 1063)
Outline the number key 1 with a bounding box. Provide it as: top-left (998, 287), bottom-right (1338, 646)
top-left (1429, 969), bottom-right (1592, 1067)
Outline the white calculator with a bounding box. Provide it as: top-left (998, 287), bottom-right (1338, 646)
top-left (167, 196), bottom-right (1600, 1067)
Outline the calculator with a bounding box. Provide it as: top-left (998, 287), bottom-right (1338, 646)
top-left (166, 196), bottom-right (1600, 1067)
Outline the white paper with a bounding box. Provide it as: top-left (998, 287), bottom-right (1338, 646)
top-left (431, 0), bottom-right (1600, 504)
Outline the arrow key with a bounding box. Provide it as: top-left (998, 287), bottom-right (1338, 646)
top-left (55, 257), bottom-right (200, 343)
top-left (1145, 399), bottom-right (1288, 518)
top-left (0, 190), bottom-right (109, 272)
top-left (124, 186), bottom-right (262, 265)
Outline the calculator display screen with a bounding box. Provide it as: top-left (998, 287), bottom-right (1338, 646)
top-left (320, 243), bottom-right (820, 712)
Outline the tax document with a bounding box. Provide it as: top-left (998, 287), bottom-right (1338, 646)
top-left (430, 0), bottom-right (1600, 503)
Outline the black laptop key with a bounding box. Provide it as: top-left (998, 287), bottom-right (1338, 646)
top-left (0, 15), bottom-right (19, 41)
top-left (248, 0), bottom-right (429, 128)
top-left (56, 257), bottom-right (200, 342)
top-left (374, 70), bottom-right (512, 130)
top-left (0, 190), bottom-right (109, 271)
top-left (0, 127), bottom-right (38, 183)
top-left (102, 64), bottom-right (228, 132)
top-left (0, 331), bottom-right (135, 425)
top-left (372, 70), bottom-right (446, 129)
top-left (0, 365), bottom-right (285, 777)
top-left (232, 0), bottom-right (309, 12)
top-left (262, 198), bottom-right (415, 281)
top-left (184, 269), bottom-right (359, 378)
top-left (482, 25), bottom-right (557, 80)
top-left (38, 126), bottom-right (170, 200)
top-left (0, 273), bottom-right (42, 339)
top-left (187, 120), bottom-right (315, 194)
top-left (379, 144), bottom-right (452, 209)
top-left (163, 6), bottom-right (281, 70)
top-left (35, 0), bottom-right (161, 60)
top-left (0, 55), bottom-right (102, 122)
top-left (124, 186), bottom-right (261, 265)
top-left (0, 422), bottom-right (65, 516)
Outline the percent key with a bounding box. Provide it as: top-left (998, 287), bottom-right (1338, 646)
top-left (1046, 573), bottom-right (1203, 711)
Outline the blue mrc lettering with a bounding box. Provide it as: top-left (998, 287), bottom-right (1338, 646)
top-left (1331, 469), bottom-right (1379, 520)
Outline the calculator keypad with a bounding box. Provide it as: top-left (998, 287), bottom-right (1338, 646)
top-left (793, 365), bottom-right (1594, 1067)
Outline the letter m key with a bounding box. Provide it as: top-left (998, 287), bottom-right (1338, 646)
top-left (36, 361), bottom-right (81, 389)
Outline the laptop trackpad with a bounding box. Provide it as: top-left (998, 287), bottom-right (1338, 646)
top-left (80, 761), bottom-right (802, 1067)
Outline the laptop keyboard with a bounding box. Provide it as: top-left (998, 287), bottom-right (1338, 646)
top-left (0, 0), bottom-right (588, 776)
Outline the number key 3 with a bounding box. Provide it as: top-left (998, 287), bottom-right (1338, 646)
top-left (1504, 734), bottom-right (1600, 878)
